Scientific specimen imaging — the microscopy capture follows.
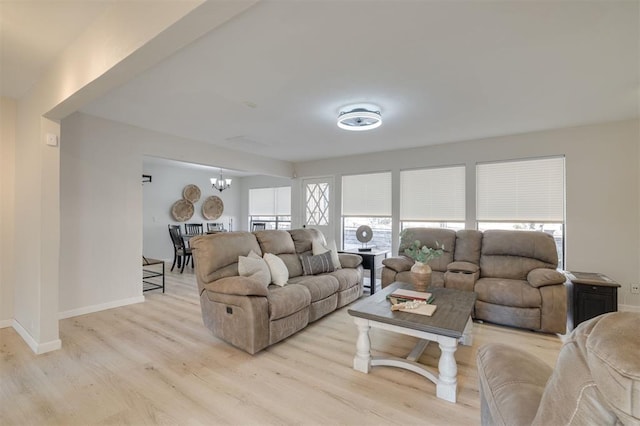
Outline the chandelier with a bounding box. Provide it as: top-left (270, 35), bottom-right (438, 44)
top-left (210, 169), bottom-right (232, 192)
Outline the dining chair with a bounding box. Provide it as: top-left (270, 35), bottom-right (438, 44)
top-left (184, 223), bottom-right (204, 235)
top-left (252, 222), bottom-right (267, 231)
top-left (168, 225), bottom-right (192, 273)
top-left (207, 223), bottom-right (222, 232)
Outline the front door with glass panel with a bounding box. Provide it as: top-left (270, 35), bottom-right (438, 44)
top-left (302, 177), bottom-right (334, 239)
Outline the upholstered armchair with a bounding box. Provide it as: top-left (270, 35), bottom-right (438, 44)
top-left (477, 312), bottom-right (640, 426)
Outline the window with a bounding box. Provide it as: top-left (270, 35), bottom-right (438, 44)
top-left (249, 187), bottom-right (291, 230)
top-left (342, 172), bottom-right (392, 251)
top-left (400, 165), bottom-right (465, 230)
top-left (476, 156), bottom-right (565, 268)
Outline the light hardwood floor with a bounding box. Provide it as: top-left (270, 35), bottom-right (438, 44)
top-left (0, 267), bottom-right (563, 425)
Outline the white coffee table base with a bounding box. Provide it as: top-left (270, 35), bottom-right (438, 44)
top-left (352, 316), bottom-right (473, 403)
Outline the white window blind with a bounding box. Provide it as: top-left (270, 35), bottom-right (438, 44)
top-left (476, 157), bottom-right (564, 222)
top-left (249, 187), bottom-right (291, 216)
top-left (342, 172), bottom-right (392, 216)
top-left (275, 187), bottom-right (291, 216)
top-left (400, 166), bottom-right (465, 221)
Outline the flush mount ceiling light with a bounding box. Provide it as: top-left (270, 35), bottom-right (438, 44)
top-left (337, 104), bottom-right (382, 131)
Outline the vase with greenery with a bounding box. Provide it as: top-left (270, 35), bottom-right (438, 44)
top-left (400, 230), bottom-right (445, 291)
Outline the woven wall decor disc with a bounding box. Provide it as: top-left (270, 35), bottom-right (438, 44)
top-left (182, 184), bottom-right (201, 203)
top-left (202, 196), bottom-right (224, 220)
top-left (356, 225), bottom-right (373, 243)
top-left (171, 199), bottom-right (194, 222)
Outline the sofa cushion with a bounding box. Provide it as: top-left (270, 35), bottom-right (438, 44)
top-left (312, 240), bottom-right (342, 269)
top-left (480, 230), bottom-right (558, 279)
top-left (481, 256), bottom-right (557, 281)
top-left (288, 274), bottom-right (339, 302)
top-left (289, 228), bottom-right (326, 254)
top-left (454, 229), bottom-right (483, 265)
top-left (238, 251), bottom-right (271, 287)
top-left (399, 228), bottom-right (456, 272)
top-left (475, 278), bottom-right (542, 308)
top-left (300, 251), bottom-right (336, 275)
top-left (264, 253), bottom-right (289, 286)
top-left (255, 230), bottom-right (296, 255)
top-left (326, 268), bottom-right (361, 292)
top-left (266, 284), bottom-right (311, 320)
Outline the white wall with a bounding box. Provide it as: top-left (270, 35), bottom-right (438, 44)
top-left (142, 161), bottom-right (241, 261)
top-left (59, 112), bottom-right (292, 317)
top-left (294, 119), bottom-right (640, 310)
top-left (0, 97), bottom-right (16, 327)
top-left (7, 0), bottom-right (247, 353)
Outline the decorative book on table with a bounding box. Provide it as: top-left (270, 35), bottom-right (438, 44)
top-left (387, 289), bottom-right (437, 316)
top-left (387, 289), bottom-right (435, 304)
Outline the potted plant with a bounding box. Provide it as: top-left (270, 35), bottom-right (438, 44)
top-left (400, 230), bottom-right (445, 291)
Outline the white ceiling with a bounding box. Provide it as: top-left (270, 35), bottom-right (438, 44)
top-left (4, 1), bottom-right (639, 163)
top-left (0, 1), bottom-right (109, 99)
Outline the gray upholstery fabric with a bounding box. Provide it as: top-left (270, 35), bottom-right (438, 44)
top-left (453, 229), bottom-right (483, 264)
top-left (399, 228), bottom-right (456, 272)
top-left (255, 230), bottom-right (296, 255)
top-left (478, 313), bottom-right (640, 426)
top-left (475, 278), bottom-right (542, 308)
top-left (300, 251), bottom-right (335, 275)
top-left (288, 228), bottom-right (326, 254)
top-left (380, 228), bottom-right (567, 334)
top-left (382, 256), bottom-right (413, 272)
top-left (337, 253), bottom-right (363, 269)
top-left (191, 228), bottom-right (363, 354)
top-left (477, 343), bottom-right (552, 426)
top-left (200, 291), bottom-right (270, 355)
top-left (190, 232), bottom-right (262, 293)
top-left (266, 284), bottom-right (311, 320)
top-left (287, 274), bottom-right (340, 302)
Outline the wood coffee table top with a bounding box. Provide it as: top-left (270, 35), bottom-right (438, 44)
top-left (348, 281), bottom-right (476, 339)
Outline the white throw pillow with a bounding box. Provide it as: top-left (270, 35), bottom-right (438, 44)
top-left (263, 253), bottom-right (289, 286)
top-left (238, 254), bottom-right (271, 287)
top-left (312, 240), bottom-right (342, 270)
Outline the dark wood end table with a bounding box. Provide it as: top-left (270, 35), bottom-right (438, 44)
top-left (340, 249), bottom-right (389, 295)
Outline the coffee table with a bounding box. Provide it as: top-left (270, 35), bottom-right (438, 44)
top-left (347, 281), bottom-right (476, 403)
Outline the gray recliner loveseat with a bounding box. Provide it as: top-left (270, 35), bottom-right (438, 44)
top-left (382, 228), bottom-right (567, 334)
top-left (190, 228), bottom-right (364, 354)
top-left (477, 311), bottom-right (640, 425)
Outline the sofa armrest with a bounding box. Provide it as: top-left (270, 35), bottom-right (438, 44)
top-left (382, 256), bottom-right (413, 273)
top-left (527, 268), bottom-right (566, 288)
top-left (338, 253), bottom-right (363, 268)
top-left (477, 343), bottom-right (553, 426)
top-left (447, 261), bottom-right (480, 274)
top-left (203, 276), bottom-right (269, 297)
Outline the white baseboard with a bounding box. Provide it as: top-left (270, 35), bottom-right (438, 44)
top-left (618, 304), bottom-right (640, 313)
top-left (12, 319), bottom-right (62, 354)
top-left (58, 296), bottom-right (145, 320)
top-left (0, 318), bottom-right (13, 329)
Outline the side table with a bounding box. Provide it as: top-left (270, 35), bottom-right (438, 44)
top-left (567, 271), bottom-right (619, 330)
top-left (340, 249), bottom-right (389, 295)
top-left (143, 257), bottom-right (165, 293)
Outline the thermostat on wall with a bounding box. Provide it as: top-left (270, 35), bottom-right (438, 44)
top-left (45, 133), bottom-right (58, 147)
